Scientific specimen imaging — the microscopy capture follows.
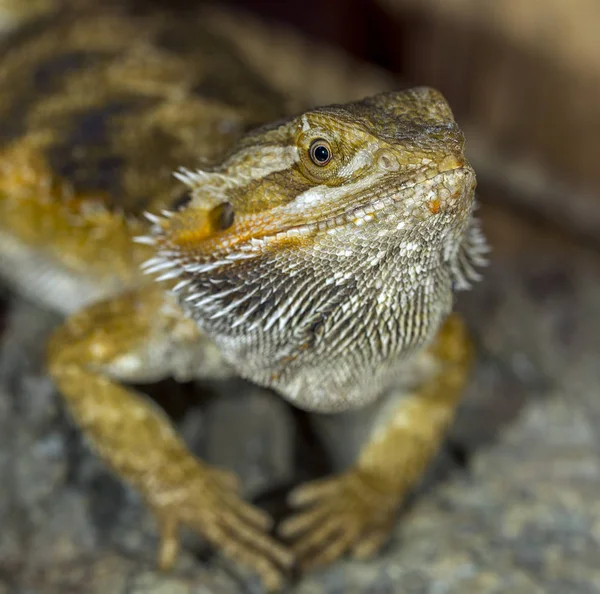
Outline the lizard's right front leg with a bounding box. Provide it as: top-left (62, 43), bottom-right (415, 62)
top-left (47, 285), bottom-right (293, 591)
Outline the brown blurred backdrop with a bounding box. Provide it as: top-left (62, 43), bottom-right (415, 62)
top-left (147, 0), bottom-right (600, 244)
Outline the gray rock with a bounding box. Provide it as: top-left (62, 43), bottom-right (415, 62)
top-left (190, 379), bottom-right (295, 499)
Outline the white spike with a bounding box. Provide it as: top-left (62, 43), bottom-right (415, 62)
top-left (183, 260), bottom-right (229, 274)
top-left (191, 169), bottom-right (210, 180)
top-left (156, 269), bottom-right (182, 282)
top-left (231, 299), bottom-right (262, 328)
top-left (161, 209), bottom-right (174, 218)
top-left (225, 251), bottom-right (256, 261)
top-left (132, 235), bottom-right (156, 245)
top-left (188, 293), bottom-right (221, 307)
top-left (173, 169), bottom-right (194, 185)
top-left (141, 257), bottom-right (163, 269)
top-left (208, 288), bottom-right (258, 319)
top-left (172, 279), bottom-right (192, 292)
top-left (188, 286), bottom-right (239, 308)
top-left (143, 211), bottom-right (162, 224)
top-left (144, 261), bottom-right (178, 275)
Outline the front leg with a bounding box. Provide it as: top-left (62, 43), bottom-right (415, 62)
top-left (47, 285), bottom-right (292, 590)
top-left (280, 313), bottom-right (473, 568)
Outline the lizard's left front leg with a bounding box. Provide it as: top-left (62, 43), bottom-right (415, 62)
top-left (47, 285), bottom-right (293, 590)
top-left (280, 313), bottom-right (473, 569)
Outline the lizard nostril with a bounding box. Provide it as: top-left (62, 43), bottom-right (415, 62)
top-left (210, 201), bottom-right (235, 231)
top-left (439, 154), bottom-right (465, 172)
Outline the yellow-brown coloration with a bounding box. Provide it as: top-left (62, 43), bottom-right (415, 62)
top-left (47, 285), bottom-right (293, 590)
top-left (0, 3), bottom-right (486, 591)
top-left (280, 314), bottom-right (473, 567)
top-left (0, 139), bottom-right (148, 283)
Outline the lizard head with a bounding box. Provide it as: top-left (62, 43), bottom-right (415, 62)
top-left (142, 87), bottom-right (486, 408)
top-left (146, 87), bottom-right (479, 283)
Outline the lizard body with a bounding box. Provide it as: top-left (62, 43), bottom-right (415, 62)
top-left (0, 3), bottom-right (487, 590)
top-left (0, 2), bottom-right (288, 311)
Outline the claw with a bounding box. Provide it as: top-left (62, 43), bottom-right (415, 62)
top-left (303, 524), bottom-right (360, 569)
top-left (149, 464), bottom-right (292, 590)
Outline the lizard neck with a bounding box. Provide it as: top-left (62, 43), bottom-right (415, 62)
top-left (174, 213), bottom-right (466, 412)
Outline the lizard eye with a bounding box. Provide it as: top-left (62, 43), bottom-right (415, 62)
top-left (309, 139), bottom-right (332, 166)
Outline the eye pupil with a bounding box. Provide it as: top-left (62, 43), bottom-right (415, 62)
top-left (309, 140), bottom-right (332, 165)
top-left (314, 145), bottom-right (329, 162)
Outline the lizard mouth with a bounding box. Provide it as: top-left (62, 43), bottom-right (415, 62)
top-left (139, 164), bottom-right (475, 279)
top-left (244, 164), bottom-right (476, 240)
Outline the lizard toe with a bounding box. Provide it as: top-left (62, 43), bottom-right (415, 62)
top-left (152, 464), bottom-right (293, 591)
top-left (281, 468), bottom-right (398, 569)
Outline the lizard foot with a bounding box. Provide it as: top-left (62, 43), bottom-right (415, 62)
top-left (279, 468), bottom-right (398, 569)
top-left (150, 463), bottom-right (293, 591)
top-left (47, 289), bottom-right (293, 591)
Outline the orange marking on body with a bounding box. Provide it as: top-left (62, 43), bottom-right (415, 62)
top-left (166, 208), bottom-right (313, 256)
top-left (427, 198), bottom-right (441, 214)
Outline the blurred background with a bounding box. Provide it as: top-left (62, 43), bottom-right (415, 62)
top-left (160, 0), bottom-right (600, 244)
top-left (3, 0), bottom-right (599, 237)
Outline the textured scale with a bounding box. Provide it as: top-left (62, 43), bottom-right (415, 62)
top-left (149, 90), bottom-right (484, 411)
top-left (0, 3), bottom-right (487, 591)
top-left (0, 2), bottom-right (290, 311)
top-left (0, 3), bottom-right (287, 213)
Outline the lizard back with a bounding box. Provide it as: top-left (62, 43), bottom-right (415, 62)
top-left (0, 3), bottom-right (288, 214)
top-left (0, 3), bottom-right (289, 311)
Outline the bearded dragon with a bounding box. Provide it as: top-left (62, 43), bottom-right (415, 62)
top-left (0, 3), bottom-right (487, 591)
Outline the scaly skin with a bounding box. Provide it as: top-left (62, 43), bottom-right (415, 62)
top-left (0, 4), bottom-right (488, 591)
top-left (280, 312), bottom-right (473, 567)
